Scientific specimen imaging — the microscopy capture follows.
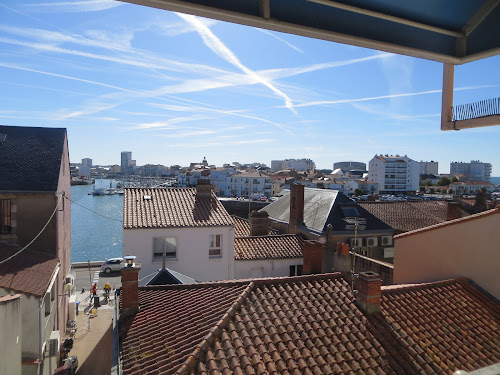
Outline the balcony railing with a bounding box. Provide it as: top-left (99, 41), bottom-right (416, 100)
top-left (452, 98), bottom-right (500, 121)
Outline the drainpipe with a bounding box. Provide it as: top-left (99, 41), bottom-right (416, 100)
top-left (39, 299), bottom-right (44, 369)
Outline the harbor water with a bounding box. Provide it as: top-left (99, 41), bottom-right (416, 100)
top-left (71, 179), bottom-right (123, 262)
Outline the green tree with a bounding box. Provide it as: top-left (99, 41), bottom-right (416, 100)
top-left (437, 176), bottom-right (451, 186)
top-left (429, 188), bottom-right (435, 194)
top-left (450, 176), bottom-right (458, 183)
top-left (354, 188), bottom-right (363, 197)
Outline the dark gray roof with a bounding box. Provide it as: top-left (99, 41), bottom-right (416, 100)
top-left (139, 268), bottom-right (197, 286)
top-left (0, 125), bottom-right (67, 192)
top-left (261, 188), bottom-right (392, 234)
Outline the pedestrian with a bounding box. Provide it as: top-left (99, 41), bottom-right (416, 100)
top-left (91, 283), bottom-right (97, 297)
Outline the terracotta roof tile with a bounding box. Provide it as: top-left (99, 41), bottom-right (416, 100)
top-left (0, 243), bottom-right (59, 296)
top-left (234, 235), bottom-right (303, 260)
top-left (121, 275), bottom-right (500, 375)
top-left (358, 201), bottom-right (469, 233)
top-left (123, 188), bottom-right (234, 229)
top-left (232, 216), bottom-right (278, 237)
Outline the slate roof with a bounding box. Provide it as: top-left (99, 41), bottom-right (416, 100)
top-left (0, 125), bottom-right (67, 192)
top-left (123, 188), bottom-right (234, 229)
top-left (358, 201), bottom-right (469, 233)
top-left (120, 274), bottom-right (500, 375)
top-left (261, 188), bottom-right (392, 234)
top-left (0, 243), bottom-right (59, 296)
top-left (234, 235), bottom-right (303, 260)
top-left (232, 216), bottom-right (279, 237)
top-left (139, 268), bottom-right (197, 286)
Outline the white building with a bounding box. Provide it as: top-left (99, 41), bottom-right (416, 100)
top-left (210, 167), bottom-right (237, 196)
top-left (122, 183), bottom-right (235, 281)
top-left (419, 160), bottom-right (438, 175)
top-left (79, 158), bottom-right (92, 177)
top-left (271, 158), bottom-right (316, 172)
top-left (228, 170), bottom-right (273, 197)
top-left (450, 160), bottom-right (492, 182)
top-left (368, 154), bottom-right (420, 194)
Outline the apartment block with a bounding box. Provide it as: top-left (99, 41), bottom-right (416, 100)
top-left (368, 154), bottom-right (419, 194)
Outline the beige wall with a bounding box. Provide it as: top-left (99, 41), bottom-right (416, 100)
top-left (0, 295), bottom-right (22, 375)
top-left (56, 134), bottom-right (71, 335)
top-left (393, 208), bottom-right (500, 299)
top-left (235, 258), bottom-right (303, 279)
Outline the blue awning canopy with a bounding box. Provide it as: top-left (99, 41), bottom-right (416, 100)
top-left (119, 0), bottom-right (500, 64)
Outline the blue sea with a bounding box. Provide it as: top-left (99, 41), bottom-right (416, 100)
top-left (71, 179), bottom-right (123, 262)
top-left (491, 176), bottom-right (500, 185)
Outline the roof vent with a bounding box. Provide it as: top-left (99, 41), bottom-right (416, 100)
top-left (143, 195), bottom-right (151, 200)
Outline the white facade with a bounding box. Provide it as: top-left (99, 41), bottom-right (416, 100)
top-left (419, 161), bottom-right (438, 175)
top-left (450, 160), bottom-right (492, 182)
top-left (368, 155), bottom-right (419, 193)
top-left (123, 226), bottom-right (235, 282)
top-left (271, 159), bottom-right (315, 172)
top-left (235, 258), bottom-right (303, 279)
top-left (228, 172), bottom-right (273, 197)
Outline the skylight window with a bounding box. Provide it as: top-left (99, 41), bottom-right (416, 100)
top-left (341, 206), bottom-right (361, 217)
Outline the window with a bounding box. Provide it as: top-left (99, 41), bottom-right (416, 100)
top-left (209, 234), bottom-right (222, 258)
top-left (289, 265), bottom-right (303, 276)
top-left (153, 237), bottom-right (177, 260)
top-left (0, 199), bottom-right (11, 234)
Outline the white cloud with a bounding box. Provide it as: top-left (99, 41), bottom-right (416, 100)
top-left (132, 115), bottom-right (207, 130)
top-left (257, 29), bottom-right (303, 53)
top-left (25, 0), bottom-right (123, 13)
top-left (178, 13), bottom-right (298, 115)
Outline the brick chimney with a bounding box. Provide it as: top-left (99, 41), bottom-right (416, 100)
top-left (355, 271), bottom-right (381, 314)
top-left (336, 242), bottom-right (350, 255)
top-left (196, 179), bottom-right (213, 198)
top-left (250, 210), bottom-right (269, 236)
top-left (289, 184), bottom-right (304, 234)
top-left (302, 240), bottom-right (324, 274)
top-left (447, 201), bottom-right (462, 220)
top-left (121, 256), bottom-right (141, 318)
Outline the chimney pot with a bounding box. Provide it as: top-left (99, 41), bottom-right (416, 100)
top-left (249, 210), bottom-right (269, 236)
top-left (303, 240), bottom-right (324, 274)
top-left (196, 179), bottom-right (213, 198)
top-left (120, 258), bottom-right (141, 318)
top-left (447, 201), bottom-right (462, 221)
top-left (289, 184), bottom-right (304, 234)
top-left (336, 242), bottom-right (350, 256)
top-left (355, 271), bottom-right (381, 314)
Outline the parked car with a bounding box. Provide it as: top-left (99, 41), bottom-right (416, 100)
top-left (100, 258), bottom-right (124, 274)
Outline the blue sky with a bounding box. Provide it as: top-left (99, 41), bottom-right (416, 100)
top-left (1, 0), bottom-right (499, 175)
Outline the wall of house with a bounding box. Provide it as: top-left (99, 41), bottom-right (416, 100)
top-left (0, 276), bottom-right (59, 375)
top-left (234, 258), bottom-right (303, 279)
top-left (0, 295), bottom-right (22, 375)
top-left (123, 226), bottom-right (235, 281)
top-left (14, 193), bottom-right (58, 255)
top-left (56, 135), bottom-right (71, 335)
top-left (393, 209), bottom-right (500, 299)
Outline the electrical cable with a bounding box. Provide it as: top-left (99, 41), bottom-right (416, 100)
top-left (0, 194), bottom-right (62, 265)
top-left (64, 195), bottom-right (123, 223)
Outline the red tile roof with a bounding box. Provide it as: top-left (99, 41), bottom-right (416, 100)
top-left (234, 235), bottom-right (303, 260)
top-left (358, 201), bottom-right (468, 233)
top-left (123, 188), bottom-right (234, 229)
top-left (232, 216), bottom-right (278, 237)
top-left (0, 244), bottom-right (59, 296)
top-left (121, 282), bottom-right (250, 375)
top-left (121, 274), bottom-right (500, 375)
top-left (373, 278), bottom-right (500, 374)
